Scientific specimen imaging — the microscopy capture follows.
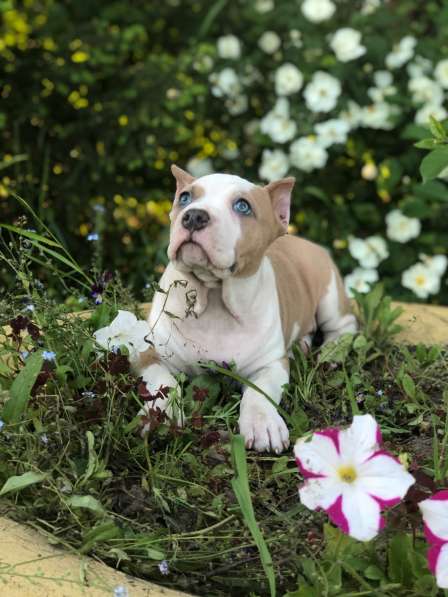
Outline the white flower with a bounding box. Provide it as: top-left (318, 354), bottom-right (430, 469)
top-left (259, 149), bottom-right (290, 182)
top-left (374, 70), bottom-right (393, 88)
top-left (408, 77), bottom-right (444, 105)
top-left (420, 254), bottom-right (448, 277)
top-left (361, 0), bottom-right (381, 14)
top-left (329, 28), bottom-right (366, 63)
top-left (254, 0), bottom-right (274, 13)
top-left (349, 236), bottom-right (389, 268)
top-left (258, 31), bottom-right (281, 54)
top-left (315, 118), bottom-right (350, 148)
top-left (435, 58), bottom-right (448, 89)
top-left (225, 94), bottom-right (248, 115)
top-left (402, 263), bottom-right (440, 299)
top-left (290, 29), bottom-right (303, 48)
top-left (339, 101), bottom-right (363, 130)
top-left (304, 71), bottom-right (341, 113)
top-left (361, 163), bottom-right (378, 180)
top-left (217, 35), bottom-right (241, 60)
top-left (186, 157), bottom-right (214, 178)
top-left (415, 103), bottom-right (448, 126)
top-left (344, 268), bottom-right (379, 298)
top-left (275, 63), bottom-right (304, 96)
top-left (93, 310), bottom-right (151, 358)
top-left (419, 491), bottom-right (448, 589)
top-left (407, 56), bottom-right (433, 79)
top-left (385, 35), bottom-right (416, 69)
top-left (290, 137), bottom-right (328, 172)
top-left (301, 0), bottom-right (335, 23)
top-left (210, 68), bottom-right (241, 97)
top-left (260, 98), bottom-right (297, 143)
top-left (295, 415), bottom-right (415, 541)
top-left (360, 102), bottom-right (396, 130)
top-left (385, 209), bottom-right (421, 243)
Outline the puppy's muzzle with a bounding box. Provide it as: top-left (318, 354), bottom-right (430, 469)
top-left (182, 209), bottom-right (210, 232)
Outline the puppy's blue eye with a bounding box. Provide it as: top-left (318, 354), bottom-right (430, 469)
top-left (233, 198), bottom-right (252, 216)
top-left (179, 191), bottom-right (192, 207)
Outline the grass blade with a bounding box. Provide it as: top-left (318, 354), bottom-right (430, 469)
top-left (2, 351), bottom-right (44, 423)
top-left (231, 434), bottom-right (276, 597)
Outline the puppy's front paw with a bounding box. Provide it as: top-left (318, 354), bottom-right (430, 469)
top-left (239, 402), bottom-right (289, 454)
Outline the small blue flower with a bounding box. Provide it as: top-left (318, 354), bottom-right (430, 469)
top-left (20, 350), bottom-right (30, 360)
top-left (159, 560), bottom-right (169, 575)
top-left (87, 233), bottom-right (99, 241)
top-left (93, 204), bottom-right (106, 213)
top-left (81, 391), bottom-right (96, 399)
top-left (25, 304), bottom-right (35, 312)
top-left (376, 389), bottom-right (384, 397)
top-left (78, 296), bottom-right (87, 303)
top-left (113, 586), bottom-right (128, 597)
top-left (0, 420), bottom-right (5, 431)
top-left (41, 434), bottom-right (49, 445)
top-left (42, 350), bottom-right (56, 361)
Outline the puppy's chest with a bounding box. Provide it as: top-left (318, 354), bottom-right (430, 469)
top-left (150, 290), bottom-right (284, 375)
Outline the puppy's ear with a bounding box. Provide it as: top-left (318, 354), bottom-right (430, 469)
top-left (171, 164), bottom-right (195, 193)
top-left (265, 177), bottom-right (295, 231)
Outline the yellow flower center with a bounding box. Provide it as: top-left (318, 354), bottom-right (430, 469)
top-left (338, 465), bottom-right (357, 484)
top-left (415, 275), bottom-right (426, 287)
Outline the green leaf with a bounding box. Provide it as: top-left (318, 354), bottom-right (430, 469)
top-left (0, 471), bottom-right (47, 496)
top-left (414, 138), bottom-right (440, 149)
top-left (420, 147), bottom-right (448, 182)
top-left (81, 520), bottom-right (122, 553)
top-left (0, 224), bottom-right (61, 247)
top-left (231, 435), bottom-right (276, 597)
top-left (388, 534), bottom-right (415, 586)
top-left (402, 374), bottom-right (416, 400)
top-left (2, 351), bottom-right (44, 423)
top-left (66, 495), bottom-right (106, 515)
top-left (429, 115), bottom-right (447, 140)
top-left (318, 334), bottom-right (353, 364)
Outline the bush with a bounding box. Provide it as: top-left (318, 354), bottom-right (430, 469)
top-left (0, 0), bottom-right (447, 303)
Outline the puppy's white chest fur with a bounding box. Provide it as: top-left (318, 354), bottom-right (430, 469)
top-left (148, 257), bottom-right (286, 376)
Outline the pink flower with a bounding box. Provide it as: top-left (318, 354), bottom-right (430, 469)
top-left (294, 414), bottom-right (415, 541)
top-left (419, 490), bottom-right (448, 588)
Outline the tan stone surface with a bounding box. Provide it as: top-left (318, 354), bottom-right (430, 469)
top-left (393, 301), bottom-right (448, 345)
top-left (0, 517), bottom-right (190, 596)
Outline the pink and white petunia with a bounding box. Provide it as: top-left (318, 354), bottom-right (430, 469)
top-left (294, 414), bottom-right (415, 541)
top-left (419, 490), bottom-right (448, 588)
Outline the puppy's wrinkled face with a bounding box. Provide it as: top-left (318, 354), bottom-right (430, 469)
top-left (168, 165), bottom-right (295, 284)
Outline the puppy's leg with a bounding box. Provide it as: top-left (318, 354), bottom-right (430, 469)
top-left (133, 349), bottom-right (181, 425)
top-left (238, 359), bottom-right (290, 454)
top-left (318, 269), bottom-right (357, 344)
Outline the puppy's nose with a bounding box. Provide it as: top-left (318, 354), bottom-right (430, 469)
top-left (182, 209), bottom-right (210, 232)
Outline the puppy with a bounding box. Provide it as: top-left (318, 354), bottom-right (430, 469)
top-left (136, 165), bottom-right (357, 453)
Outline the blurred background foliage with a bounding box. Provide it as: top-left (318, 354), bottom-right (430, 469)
top-left (0, 0), bottom-right (447, 303)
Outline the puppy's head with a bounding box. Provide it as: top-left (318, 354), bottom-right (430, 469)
top-left (168, 164), bottom-right (295, 283)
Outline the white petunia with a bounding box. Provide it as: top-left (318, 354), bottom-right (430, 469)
top-left (385, 35), bottom-right (416, 69)
top-left (420, 254), bottom-right (448, 277)
top-left (210, 68), bottom-right (241, 98)
top-left (361, 0), bottom-right (381, 14)
top-left (289, 29), bottom-right (303, 48)
top-left (260, 98), bottom-right (297, 143)
top-left (344, 268), bottom-right (379, 298)
top-left (415, 103), bottom-right (448, 126)
top-left (407, 56), bottom-right (433, 79)
top-left (259, 148), bottom-right (290, 182)
top-left (329, 28), bottom-right (366, 63)
top-left (304, 71), bottom-right (341, 113)
top-left (295, 415), bottom-right (415, 541)
top-left (290, 137), bottom-right (328, 172)
top-left (402, 263), bottom-right (441, 299)
top-left (349, 236), bottom-right (389, 268)
top-left (217, 35), bottom-right (241, 60)
top-left (374, 70), bottom-right (393, 88)
top-left (385, 209), bottom-right (421, 243)
top-left (435, 58), bottom-right (448, 89)
top-left (275, 63), bottom-right (304, 96)
top-left (225, 94), bottom-right (248, 115)
top-left (301, 0), bottom-right (335, 22)
top-left (93, 310), bottom-right (151, 358)
top-left (258, 31), bottom-right (281, 54)
top-left (315, 118), bottom-right (350, 148)
top-left (408, 77), bottom-right (444, 105)
top-left (419, 491), bottom-right (448, 589)
top-left (186, 157), bottom-right (214, 178)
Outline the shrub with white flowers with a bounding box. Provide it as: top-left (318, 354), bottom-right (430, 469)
top-left (199, 1), bottom-right (447, 303)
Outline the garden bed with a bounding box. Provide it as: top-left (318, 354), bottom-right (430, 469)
top-left (0, 293), bottom-right (447, 596)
